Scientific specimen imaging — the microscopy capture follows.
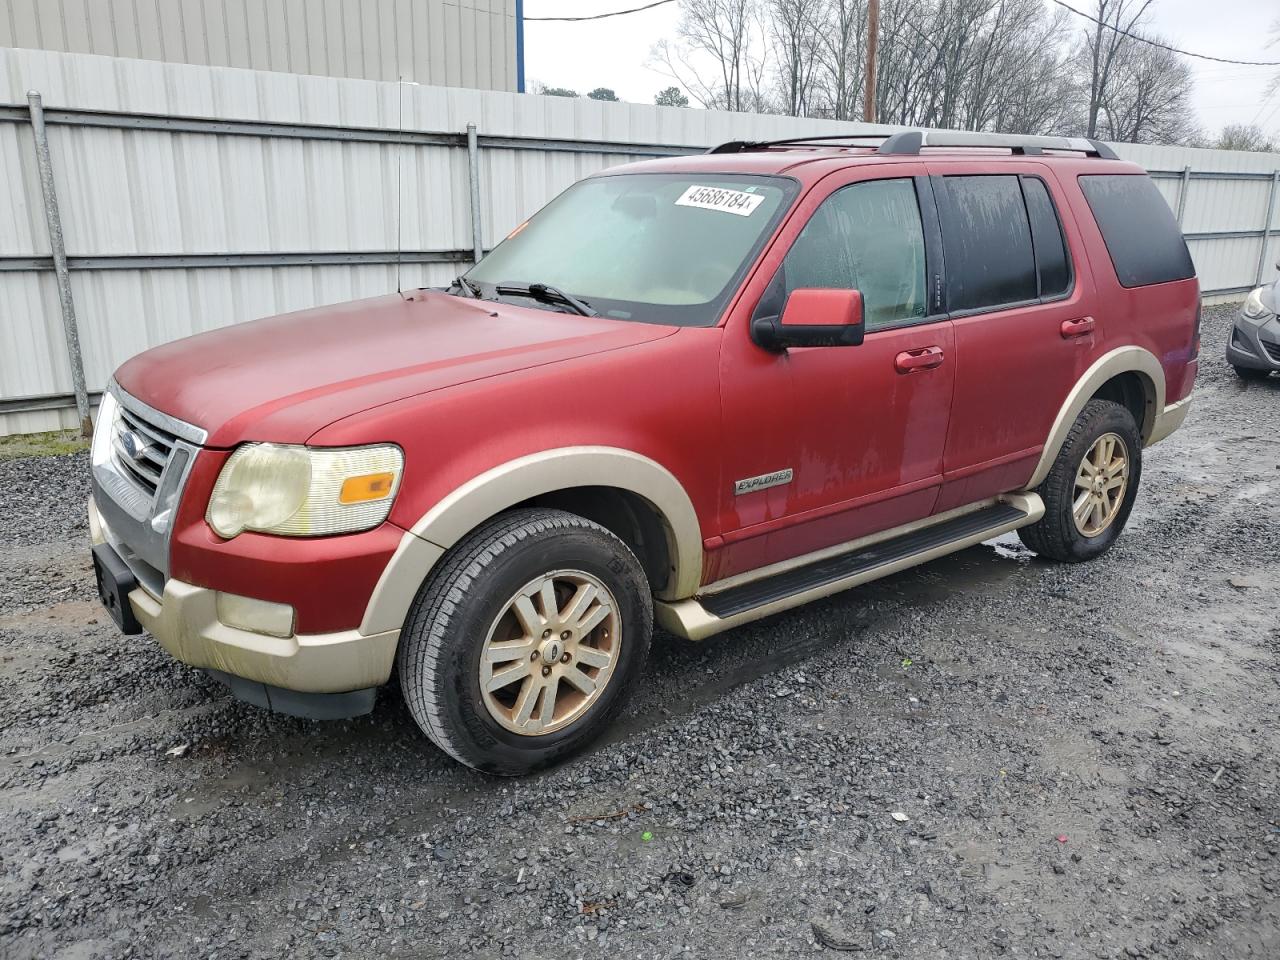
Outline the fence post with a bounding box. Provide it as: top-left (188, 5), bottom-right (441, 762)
top-left (466, 123), bottom-right (484, 265)
top-left (1256, 170), bottom-right (1279, 287)
top-left (27, 90), bottom-right (92, 438)
top-left (1174, 164), bottom-right (1191, 226)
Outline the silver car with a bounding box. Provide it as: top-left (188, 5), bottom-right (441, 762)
top-left (1228, 268), bottom-right (1280, 380)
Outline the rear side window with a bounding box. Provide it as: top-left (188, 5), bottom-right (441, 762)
top-left (1021, 177), bottom-right (1071, 298)
top-left (938, 175), bottom-right (1037, 311)
top-left (1079, 174), bottom-right (1195, 288)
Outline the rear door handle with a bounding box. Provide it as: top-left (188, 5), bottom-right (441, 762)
top-left (1060, 316), bottom-right (1096, 339)
top-left (894, 345), bottom-right (945, 373)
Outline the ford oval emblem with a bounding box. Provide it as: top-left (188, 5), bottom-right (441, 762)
top-left (120, 430), bottom-right (150, 463)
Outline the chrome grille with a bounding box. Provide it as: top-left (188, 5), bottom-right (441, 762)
top-left (111, 401), bottom-right (181, 500)
top-left (92, 383), bottom-right (207, 587)
top-left (1263, 339), bottom-right (1280, 363)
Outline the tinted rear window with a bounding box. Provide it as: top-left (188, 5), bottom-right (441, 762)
top-left (938, 175), bottom-right (1037, 312)
top-left (1021, 177), bottom-right (1071, 298)
top-left (1078, 174), bottom-right (1195, 288)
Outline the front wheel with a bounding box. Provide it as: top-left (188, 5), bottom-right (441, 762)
top-left (1018, 398), bottom-right (1142, 563)
top-left (398, 508), bottom-right (652, 775)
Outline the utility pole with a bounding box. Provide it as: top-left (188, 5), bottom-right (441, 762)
top-left (862, 0), bottom-right (879, 123)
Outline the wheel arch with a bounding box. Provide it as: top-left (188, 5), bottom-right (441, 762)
top-left (518, 486), bottom-right (674, 596)
top-left (360, 447), bottom-right (703, 637)
top-left (1091, 370), bottom-right (1156, 440)
top-left (1025, 347), bottom-right (1165, 490)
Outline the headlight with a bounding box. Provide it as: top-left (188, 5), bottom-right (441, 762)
top-left (90, 389), bottom-right (119, 468)
top-left (1243, 287), bottom-right (1274, 320)
top-left (207, 443), bottom-right (403, 539)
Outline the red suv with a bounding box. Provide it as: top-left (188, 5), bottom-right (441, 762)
top-left (89, 131), bottom-right (1198, 774)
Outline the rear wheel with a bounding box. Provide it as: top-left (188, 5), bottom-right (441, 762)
top-left (398, 508), bottom-right (652, 775)
top-left (1232, 363), bottom-right (1271, 381)
top-left (1018, 399), bottom-right (1142, 563)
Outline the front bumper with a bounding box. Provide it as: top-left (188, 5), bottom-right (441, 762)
top-left (1227, 311), bottom-right (1280, 371)
top-left (129, 578), bottom-right (399, 695)
top-left (90, 497), bottom-right (399, 712)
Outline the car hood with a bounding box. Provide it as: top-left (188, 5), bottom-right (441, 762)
top-left (114, 290), bottom-right (678, 446)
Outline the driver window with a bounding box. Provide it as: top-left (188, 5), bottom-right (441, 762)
top-left (779, 178), bottom-right (927, 330)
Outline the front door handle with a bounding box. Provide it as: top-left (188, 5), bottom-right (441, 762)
top-left (894, 345), bottom-right (945, 373)
top-left (1061, 316), bottom-right (1096, 339)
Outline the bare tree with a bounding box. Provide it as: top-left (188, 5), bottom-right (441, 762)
top-left (651, 39), bottom-right (721, 108)
top-left (653, 0), bottom-right (763, 111)
top-left (958, 0), bottom-right (1073, 134)
top-left (812, 0), bottom-right (866, 120)
top-left (1094, 35), bottom-right (1197, 145)
top-left (670, 0), bottom-right (1201, 145)
top-left (1079, 0), bottom-right (1155, 138)
top-left (769, 0), bottom-right (826, 116)
top-left (862, 0), bottom-right (1071, 134)
top-left (743, 9), bottom-right (777, 113)
top-left (1215, 124), bottom-right (1277, 153)
top-left (868, 0), bottom-right (937, 126)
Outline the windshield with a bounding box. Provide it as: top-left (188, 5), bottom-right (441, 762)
top-left (465, 173), bottom-right (796, 326)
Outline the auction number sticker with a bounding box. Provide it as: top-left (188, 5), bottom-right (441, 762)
top-left (675, 184), bottom-right (766, 217)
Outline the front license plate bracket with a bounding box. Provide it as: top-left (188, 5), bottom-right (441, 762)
top-left (91, 543), bottom-right (143, 635)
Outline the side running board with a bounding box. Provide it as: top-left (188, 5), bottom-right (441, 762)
top-left (655, 494), bottom-right (1043, 641)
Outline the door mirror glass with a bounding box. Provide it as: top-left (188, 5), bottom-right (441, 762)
top-left (752, 288), bottom-right (865, 350)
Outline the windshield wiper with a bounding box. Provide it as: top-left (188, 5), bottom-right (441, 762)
top-left (494, 282), bottom-right (597, 317)
top-left (451, 275), bottom-right (483, 299)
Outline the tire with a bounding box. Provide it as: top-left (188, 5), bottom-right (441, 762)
top-left (1232, 363), bottom-right (1271, 381)
top-left (1017, 398), bottom-right (1142, 563)
top-left (398, 507), bottom-right (652, 775)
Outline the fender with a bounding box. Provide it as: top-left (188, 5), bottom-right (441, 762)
top-left (360, 446), bottom-right (704, 637)
top-left (1024, 346), bottom-right (1165, 491)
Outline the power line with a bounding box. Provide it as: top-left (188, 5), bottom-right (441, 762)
top-left (525, 0), bottom-right (677, 23)
top-left (1051, 0), bottom-right (1280, 67)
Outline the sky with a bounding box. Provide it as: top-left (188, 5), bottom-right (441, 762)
top-left (522, 0), bottom-right (1280, 142)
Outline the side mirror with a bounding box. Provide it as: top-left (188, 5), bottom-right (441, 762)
top-left (751, 288), bottom-right (865, 351)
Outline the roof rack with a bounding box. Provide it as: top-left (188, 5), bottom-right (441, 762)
top-left (706, 130), bottom-right (1118, 160)
top-left (876, 130), bottom-right (1118, 159)
top-left (706, 134), bottom-right (893, 154)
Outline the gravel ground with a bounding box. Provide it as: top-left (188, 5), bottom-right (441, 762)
top-left (1, 305), bottom-right (1277, 960)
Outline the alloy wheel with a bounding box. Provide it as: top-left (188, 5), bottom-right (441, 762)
top-left (478, 569), bottom-right (620, 736)
top-left (1072, 431), bottom-right (1129, 537)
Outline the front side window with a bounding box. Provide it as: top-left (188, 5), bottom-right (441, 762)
top-left (776, 178), bottom-right (927, 330)
top-left (466, 173), bottom-right (795, 326)
top-left (939, 175), bottom-right (1038, 312)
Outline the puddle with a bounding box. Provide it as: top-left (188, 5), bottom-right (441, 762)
top-left (1235, 481), bottom-right (1273, 501)
top-left (986, 531), bottom-right (1036, 561)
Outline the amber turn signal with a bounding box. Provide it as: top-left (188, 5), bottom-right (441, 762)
top-left (339, 472), bottom-right (396, 504)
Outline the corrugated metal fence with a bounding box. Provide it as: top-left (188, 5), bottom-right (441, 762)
top-left (3, 47), bottom-right (1279, 437)
top-left (0, 0), bottom-right (519, 91)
